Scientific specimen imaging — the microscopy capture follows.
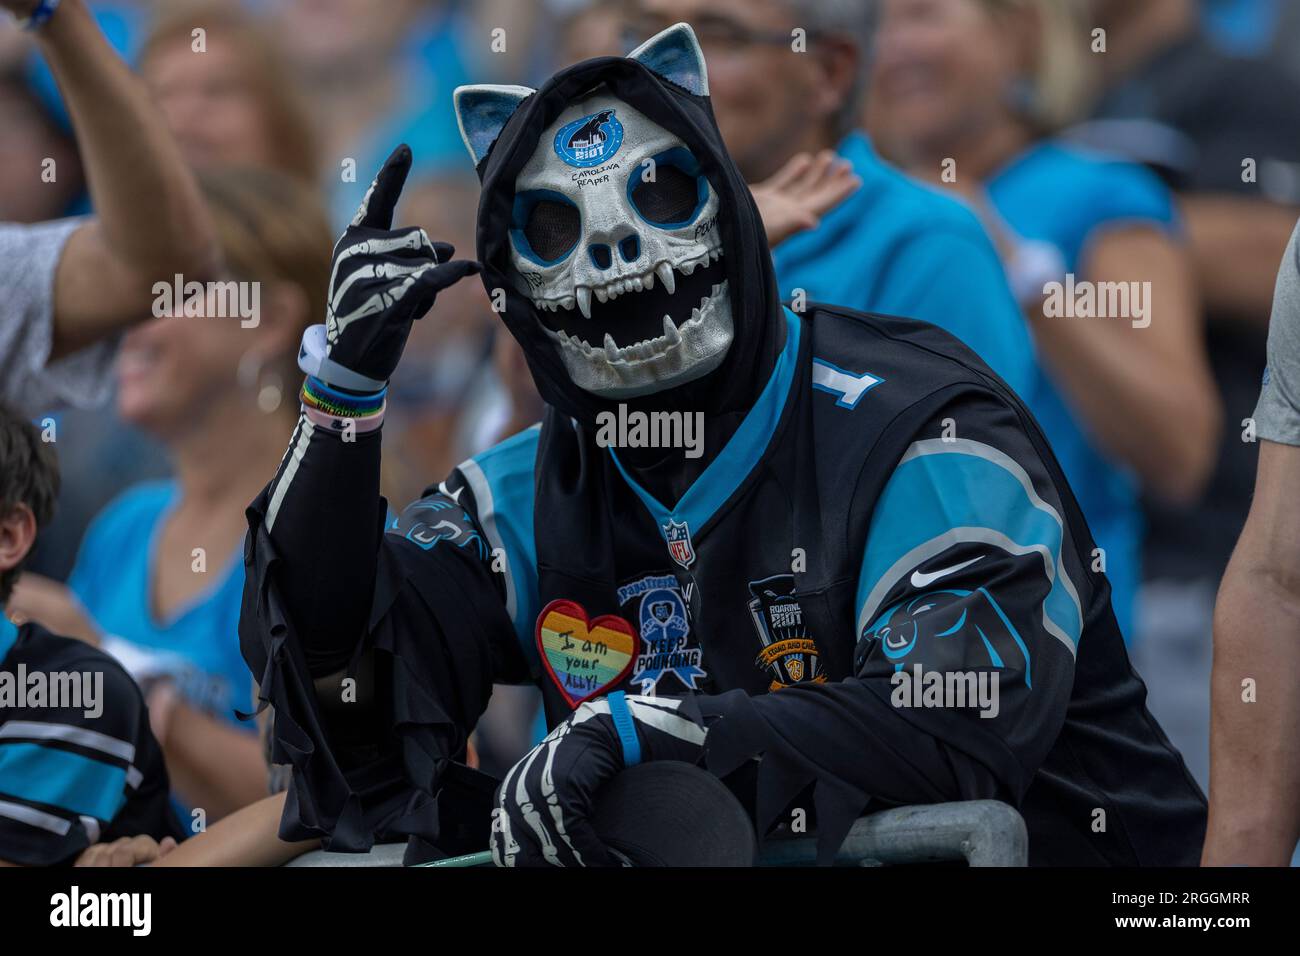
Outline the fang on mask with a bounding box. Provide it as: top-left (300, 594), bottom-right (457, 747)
top-left (508, 92), bottom-right (733, 399)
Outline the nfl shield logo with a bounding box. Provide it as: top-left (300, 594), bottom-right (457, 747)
top-left (662, 520), bottom-right (695, 568)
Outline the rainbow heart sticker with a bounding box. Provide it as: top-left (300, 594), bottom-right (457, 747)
top-left (536, 599), bottom-right (636, 708)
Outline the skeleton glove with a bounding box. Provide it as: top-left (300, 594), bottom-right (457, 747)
top-left (323, 145), bottom-right (481, 386)
top-left (490, 694), bottom-right (707, 867)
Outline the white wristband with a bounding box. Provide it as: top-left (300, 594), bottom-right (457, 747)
top-left (296, 324), bottom-right (387, 393)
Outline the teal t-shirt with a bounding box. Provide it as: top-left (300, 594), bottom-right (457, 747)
top-left (984, 141), bottom-right (1180, 639)
top-left (68, 480), bottom-right (253, 726)
top-left (772, 132), bottom-right (1038, 401)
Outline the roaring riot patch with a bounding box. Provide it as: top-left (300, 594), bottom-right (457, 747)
top-left (554, 109), bottom-right (624, 167)
top-left (748, 574), bottom-right (824, 690)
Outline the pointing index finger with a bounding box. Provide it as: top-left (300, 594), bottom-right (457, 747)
top-left (351, 145), bottom-right (414, 229)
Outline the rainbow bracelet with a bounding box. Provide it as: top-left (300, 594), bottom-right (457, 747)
top-left (300, 375), bottom-right (387, 433)
top-left (302, 376), bottom-right (385, 414)
top-left (303, 402), bottom-right (386, 435)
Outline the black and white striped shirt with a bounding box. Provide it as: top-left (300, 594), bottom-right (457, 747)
top-left (0, 617), bottom-right (183, 865)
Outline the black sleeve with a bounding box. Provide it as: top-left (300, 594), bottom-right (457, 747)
top-left (255, 414), bottom-right (386, 675)
top-left (239, 412), bottom-right (529, 851)
top-left (694, 393), bottom-right (1097, 862)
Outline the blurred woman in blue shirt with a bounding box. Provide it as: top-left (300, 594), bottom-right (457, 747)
top-left (869, 0), bottom-right (1221, 640)
top-left (7, 168), bottom-right (333, 821)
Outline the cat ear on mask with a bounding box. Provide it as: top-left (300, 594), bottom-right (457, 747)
top-left (627, 22), bottom-right (709, 96)
top-left (453, 84), bottom-right (536, 166)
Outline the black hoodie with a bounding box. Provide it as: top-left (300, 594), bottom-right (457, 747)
top-left (472, 56), bottom-right (786, 455)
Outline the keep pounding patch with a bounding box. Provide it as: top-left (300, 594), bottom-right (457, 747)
top-left (536, 599), bottom-right (636, 707)
top-left (617, 572), bottom-right (707, 694)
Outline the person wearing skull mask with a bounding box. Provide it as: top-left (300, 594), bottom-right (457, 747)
top-left (241, 24), bottom-right (1206, 866)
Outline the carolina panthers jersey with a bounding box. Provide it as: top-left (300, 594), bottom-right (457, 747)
top-left (244, 305), bottom-right (1206, 865)
top-left (0, 619), bottom-right (184, 865)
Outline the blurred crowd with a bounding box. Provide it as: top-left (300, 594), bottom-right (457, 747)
top-left (3, 0), bottom-right (1300, 858)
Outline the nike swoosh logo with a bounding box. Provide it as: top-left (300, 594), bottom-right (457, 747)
top-left (910, 555), bottom-right (984, 589)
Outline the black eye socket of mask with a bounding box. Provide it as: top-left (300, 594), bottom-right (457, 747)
top-left (523, 198), bottom-right (582, 263)
top-left (630, 163), bottom-right (702, 226)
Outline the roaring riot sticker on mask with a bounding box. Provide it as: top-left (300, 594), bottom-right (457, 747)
top-left (554, 109), bottom-right (625, 167)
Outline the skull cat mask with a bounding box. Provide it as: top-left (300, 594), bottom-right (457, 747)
top-left (455, 26), bottom-right (734, 400)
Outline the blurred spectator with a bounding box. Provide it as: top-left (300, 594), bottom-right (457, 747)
top-left (30, 0), bottom-right (320, 580)
top-left (274, 0), bottom-right (476, 228)
top-left (0, 0), bottom-right (219, 415)
top-left (0, 73), bottom-right (82, 222)
top-left (869, 0), bottom-right (1220, 641)
top-left (1068, 0), bottom-right (1300, 787)
top-left (1271, 0), bottom-right (1300, 86)
top-left (0, 401), bottom-right (184, 867)
top-left (8, 167), bottom-right (332, 823)
top-left (621, 0), bottom-right (1040, 403)
top-left (542, 0), bottom-right (626, 65)
top-left (20, 0), bottom-right (149, 141)
top-left (138, 1), bottom-right (319, 185)
top-left (1204, 216), bottom-right (1300, 866)
top-left (1200, 0), bottom-right (1280, 56)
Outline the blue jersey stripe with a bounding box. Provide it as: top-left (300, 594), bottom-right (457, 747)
top-left (856, 438), bottom-right (1083, 654)
top-left (0, 741), bottom-right (128, 822)
top-left (0, 614), bottom-right (17, 664)
top-left (461, 425), bottom-right (541, 671)
top-left (610, 307), bottom-right (802, 537)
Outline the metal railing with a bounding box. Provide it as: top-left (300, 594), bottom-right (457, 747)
top-left (284, 800), bottom-right (1027, 867)
top-left (759, 800), bottom-right (1028, 867)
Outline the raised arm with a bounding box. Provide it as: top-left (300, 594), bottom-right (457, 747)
top-left (240, 149), bottom-right (525, 851)
top-left (3, 0), bottom-right (220, 358)
top-left (254, 147), bottom-right (479, 672)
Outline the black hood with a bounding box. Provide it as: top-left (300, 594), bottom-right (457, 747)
top-left (468, 54), bottom-right (787, 430)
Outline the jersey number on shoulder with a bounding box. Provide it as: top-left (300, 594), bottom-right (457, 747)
top-left (812, 359), bottom-right (883, 410)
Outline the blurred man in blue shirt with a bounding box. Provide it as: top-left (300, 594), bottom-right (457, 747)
top-left (622, 0), bottom-right (1038, 401)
